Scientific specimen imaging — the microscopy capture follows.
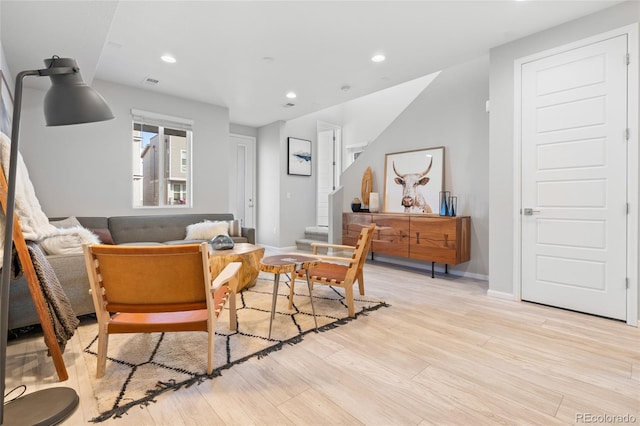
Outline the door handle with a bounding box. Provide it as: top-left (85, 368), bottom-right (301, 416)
top-left (523, 208), bottom-right (540, 216)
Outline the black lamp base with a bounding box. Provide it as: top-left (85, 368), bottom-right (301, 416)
top-left (3, 387), bottom-right (78, 426)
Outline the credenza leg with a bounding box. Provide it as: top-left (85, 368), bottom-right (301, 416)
top-left (445, 264), bottom-right (448, 274)
top-left (431, 262), bottom-right (435, 278)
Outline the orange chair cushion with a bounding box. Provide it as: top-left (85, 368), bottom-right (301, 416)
top-left (108, 310), bottom-right (209, 333)
top-left (297, 262), bottom-right (348, 284)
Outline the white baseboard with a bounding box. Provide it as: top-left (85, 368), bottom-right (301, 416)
top-left (368, 254), bottom-right (488, 281)
top-left (258, 245), bottom-right (298, 253)
top-left (486, 289), bottom-right (518, 301)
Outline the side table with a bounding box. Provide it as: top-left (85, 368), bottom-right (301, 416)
top-left (260, 254), bottom-right (320, 339)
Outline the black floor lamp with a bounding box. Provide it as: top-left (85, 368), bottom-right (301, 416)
top-left (0, 56), bottom-right (113, 425)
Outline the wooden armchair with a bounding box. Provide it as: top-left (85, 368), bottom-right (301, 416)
top-left (83, 242), bottom-right (240, 378)
top-left (289, 223), bottom-right (376, 317)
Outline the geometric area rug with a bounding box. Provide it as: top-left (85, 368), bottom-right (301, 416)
top-left (77, 276), bottom-right (388, 422)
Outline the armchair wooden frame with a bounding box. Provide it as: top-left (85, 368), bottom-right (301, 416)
top-left (83, 242), bottom-right (240, 378)
top-left (289, 223), bottom-right (376, 317)
top-left (0, 166), bottom-right (69, 381)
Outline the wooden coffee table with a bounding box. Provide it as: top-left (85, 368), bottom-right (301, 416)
top-left (209, 243), bottom-right (265, 292)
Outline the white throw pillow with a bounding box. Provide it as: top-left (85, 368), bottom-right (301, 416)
top-left (185, 220), bottom-right (229, 240)
top-left (40, 226), bottom-right (100, 255)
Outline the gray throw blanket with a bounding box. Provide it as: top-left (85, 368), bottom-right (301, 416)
top-left (14, 243), bottom-right (79, 352)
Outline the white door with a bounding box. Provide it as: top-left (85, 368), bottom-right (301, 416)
top-left (521, 35), bottom-right (628, 320)
top-left (317, 128), bottom-right (340, 227)
top-left (229, 134), bottom-right (256, 228)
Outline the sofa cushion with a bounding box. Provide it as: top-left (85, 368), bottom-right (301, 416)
top-left (228, 219), bottom-right (242, 237)
top-left (164, 239), bottom-right (207, 245)
top-left (108, 214), bottom-right (234, 244)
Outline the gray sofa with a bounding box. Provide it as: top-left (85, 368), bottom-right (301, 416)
top-left (8, 213), bottom-right (255, 330)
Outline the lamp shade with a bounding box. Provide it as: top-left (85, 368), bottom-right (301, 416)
top-left (42, 58), bottom-right (114, 126)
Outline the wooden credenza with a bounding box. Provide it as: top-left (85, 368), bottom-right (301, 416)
top-left (343, 212), bottom-right (470, 276)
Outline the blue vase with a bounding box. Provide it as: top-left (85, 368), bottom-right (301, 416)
top-left (447, 196), bottom-right (457, 217)
top-left (439, 191), bottom-right (449, 216)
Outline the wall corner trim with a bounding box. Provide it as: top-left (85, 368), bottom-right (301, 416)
top-left (486, 289), bottom-right (518, 301)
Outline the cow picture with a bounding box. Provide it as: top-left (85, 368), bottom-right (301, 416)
top-left (383, 147), bottom-right (444, 214)
top-left (392, 158), bottom-right (433, 213)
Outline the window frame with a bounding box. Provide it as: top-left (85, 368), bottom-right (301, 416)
top-left (131, 109), bottom-right (194, 208)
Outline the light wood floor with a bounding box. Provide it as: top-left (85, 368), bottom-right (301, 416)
top-left (5, 256), bottom-right (640, 425)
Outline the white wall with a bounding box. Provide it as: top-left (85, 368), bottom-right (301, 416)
top-left (16, 79), bottom-right (230, 217)
top-left (230, 123), bottom-right (257, 138)
top-left (0, 44), bottom-right (12, 91)
top-left (489, 1), bottom-right (640, 297)
top-left (342, 73), bottom-right (439, 154)
top-left (256, 121), bottom-right (283, 246)
top-left (340, 55), bottom-right (490, 278)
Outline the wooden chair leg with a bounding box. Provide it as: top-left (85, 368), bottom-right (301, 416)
top-left (345, 285), bottom-right (356, 318)
top-left (288, 274), bottom-right (297, 310)
top-left (207, 319), bottom-right (215, 375)
top-left (228, 289), bottom-right (237, 331)
top-left (357, 271), bottom-right (365, 295)
top-left (96, 325), bottom-right (109, 379)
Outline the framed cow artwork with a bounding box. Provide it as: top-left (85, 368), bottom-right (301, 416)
top-left (383, 147), bottom-right (444, 214)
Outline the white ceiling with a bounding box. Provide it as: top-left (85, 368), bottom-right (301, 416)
top-left (0, 0), bottom-right (625, 128)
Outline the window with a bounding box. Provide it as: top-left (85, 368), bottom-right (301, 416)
top-left (172, 183), bottom-right (187, 204)
top-left (180, 150), bottom-right (187, 173)
top-left (132, 109), bottom-right (193, 207)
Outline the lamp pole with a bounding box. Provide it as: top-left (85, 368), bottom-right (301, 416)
top-left (0, 57), bottom-right (113, 425)
top-left (0, 68), bottom-right (43, 426)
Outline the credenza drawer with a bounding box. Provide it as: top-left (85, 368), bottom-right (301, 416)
top-left (371, 214), bottom-right (409, 257)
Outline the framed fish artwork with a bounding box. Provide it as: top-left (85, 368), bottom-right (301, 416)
top-left (287, 137), bottom-right (311, 176)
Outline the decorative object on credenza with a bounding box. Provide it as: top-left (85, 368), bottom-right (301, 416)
top-left (439, 191), bottom-right (450, 216)
top-left (383, 147), bottom-right (444, 214)
top-left (369, 192), bottom-right (380, 213)
top-left (361, 166), bottom-right (373, 208)
top-left (448, 196), bottom-right (457, 217)
top-left (351, 197), bottom-right (362, 212)
top-left (0, 56), bottom-right (113, 425)
top-left (287, 137), bottom-right (311, 176)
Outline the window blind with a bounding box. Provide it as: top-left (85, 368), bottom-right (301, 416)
top-left (131, 108), bottom-right (194, 131)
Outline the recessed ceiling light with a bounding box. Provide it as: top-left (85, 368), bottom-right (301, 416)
top-left (371, 54), bottom-right (386, 63)
top-left (161, 55), bottom-right (176, 64)
top-left (286, 91), bottom-right (297, 99)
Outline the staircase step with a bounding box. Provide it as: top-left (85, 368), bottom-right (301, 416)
top-left (304, 226), bottom-right (328, 242)
top-left (295, 238), bottom-right (328, 254)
